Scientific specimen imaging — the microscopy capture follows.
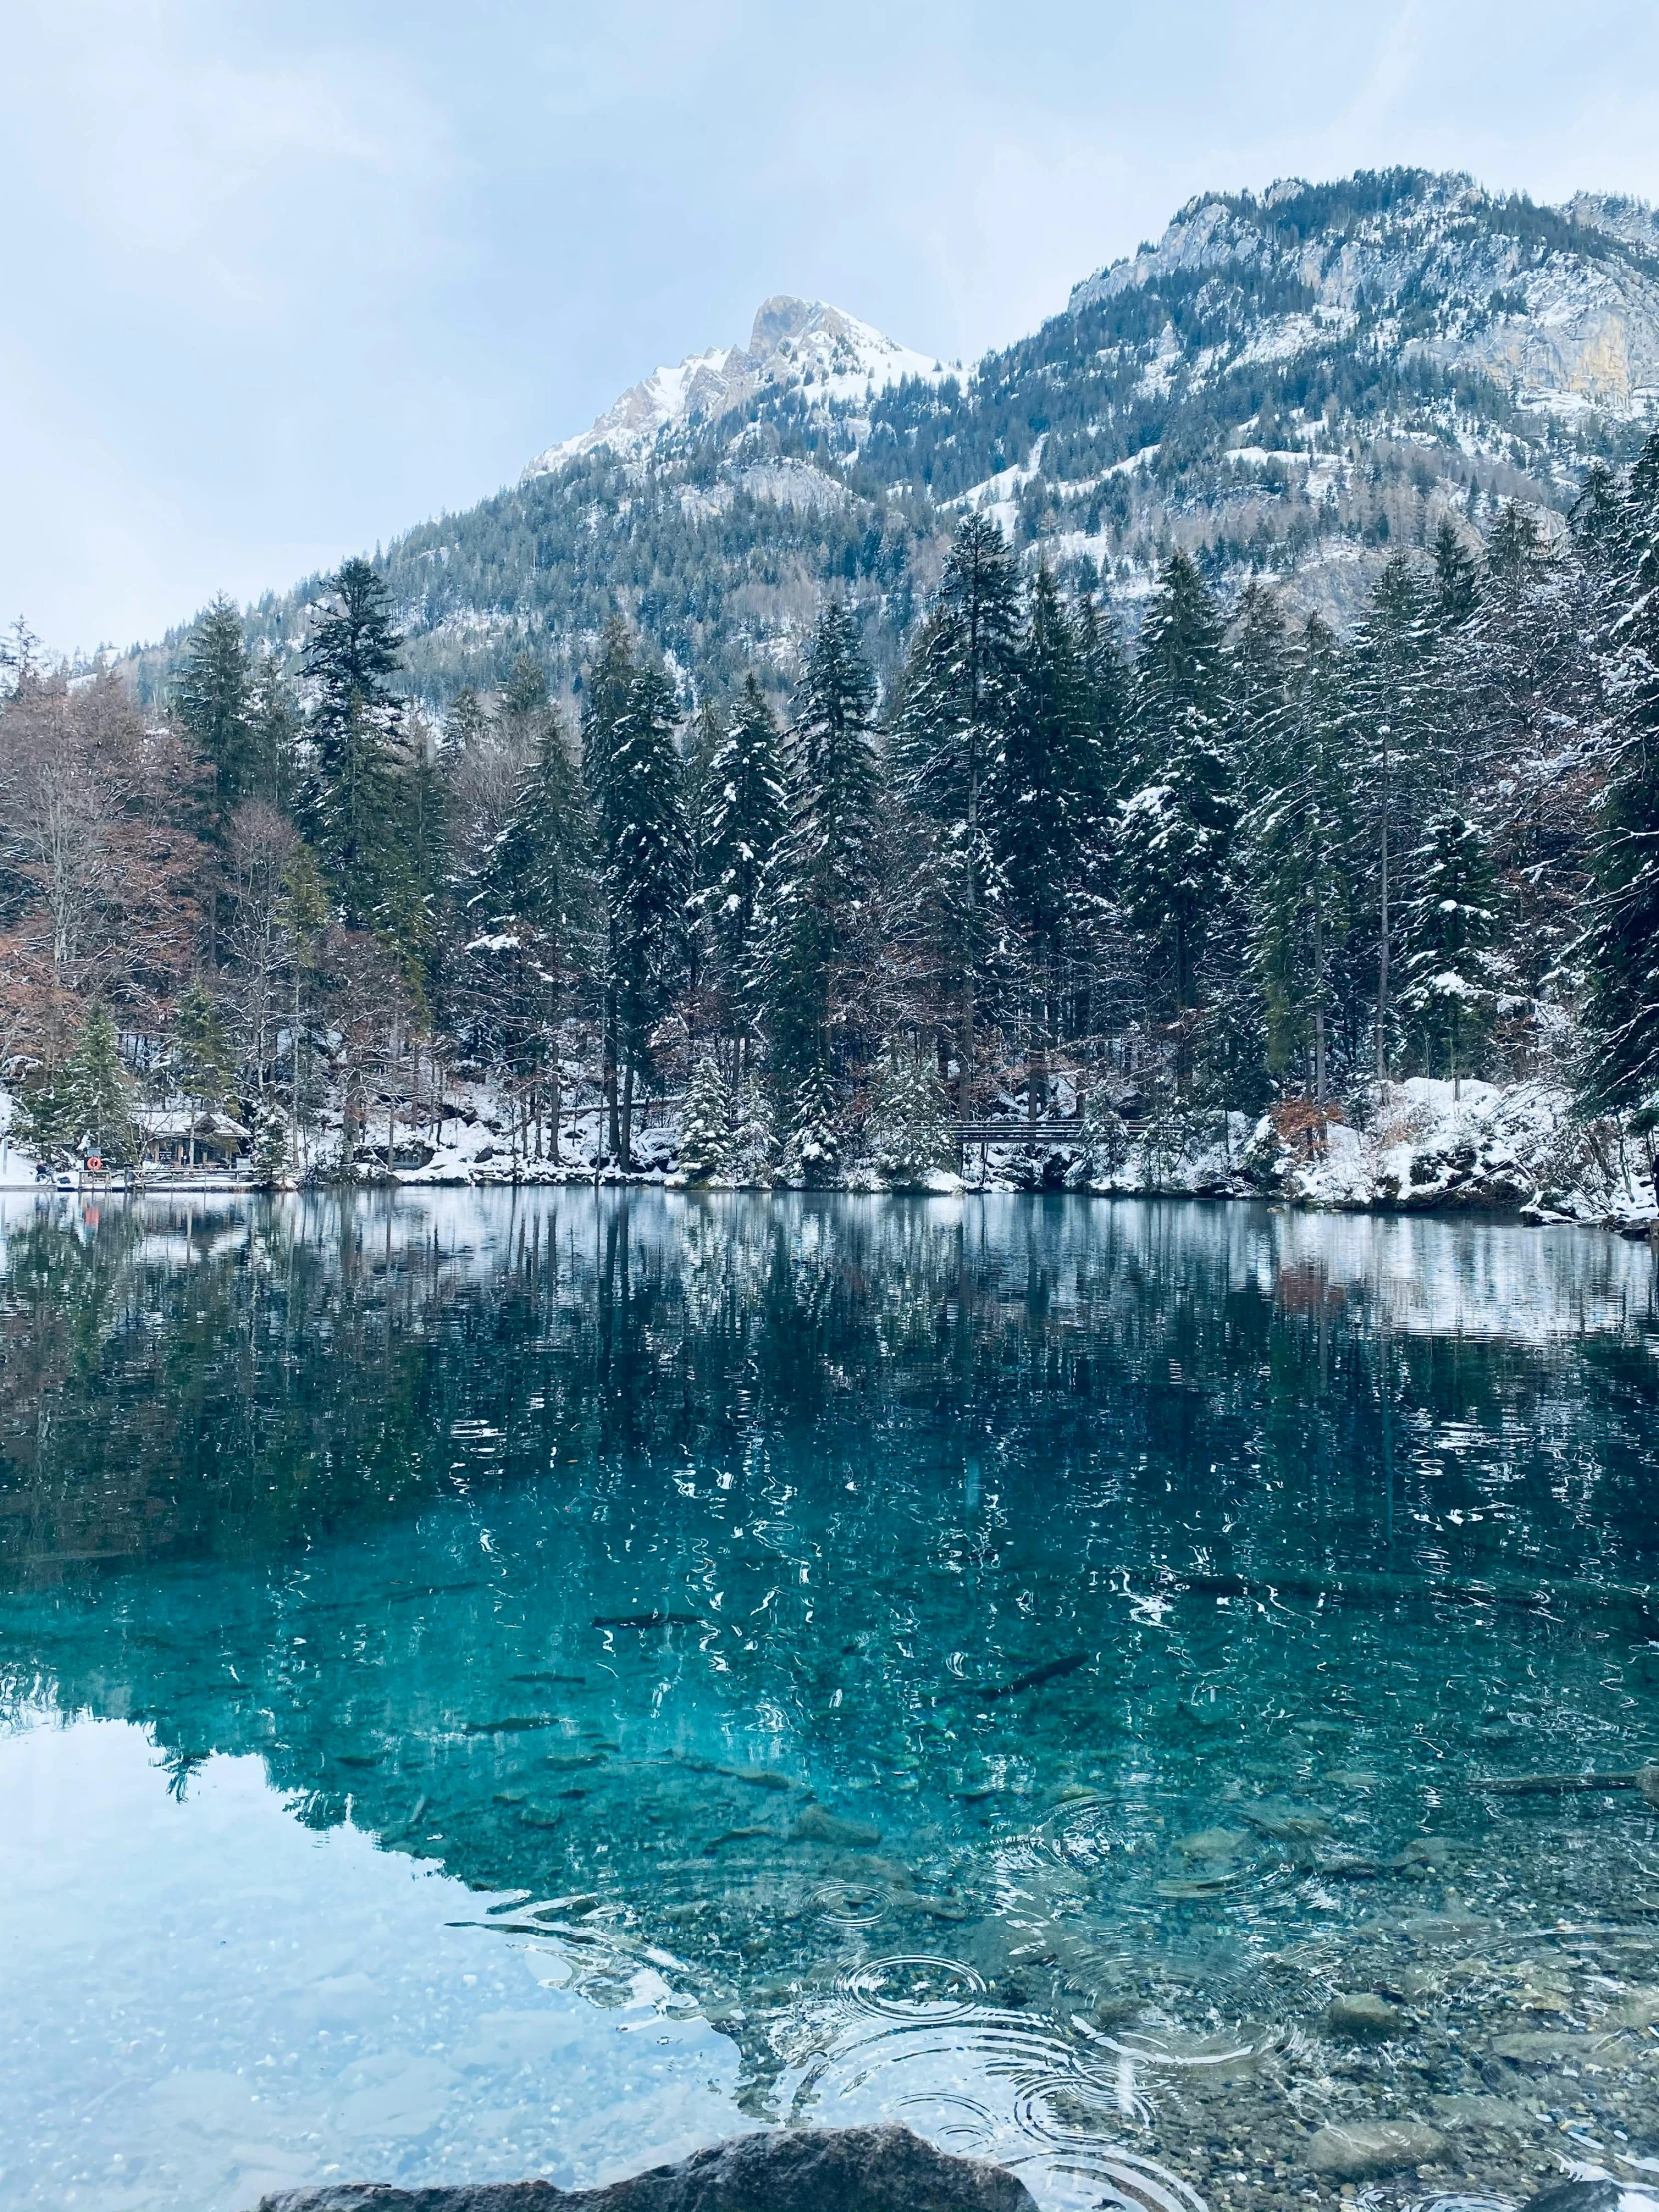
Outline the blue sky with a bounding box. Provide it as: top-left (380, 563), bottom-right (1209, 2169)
top-left (8, 0), bottom-right (1659, 655)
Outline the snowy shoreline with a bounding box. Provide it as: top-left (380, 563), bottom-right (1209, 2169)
top-left (4, 1079), bottom-right (1656, 1241)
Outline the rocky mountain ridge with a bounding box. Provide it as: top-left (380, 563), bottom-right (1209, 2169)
top-left (523, 296), bottom-right (948, 474)
top-left (132, 168), bottom-right (1659, 708)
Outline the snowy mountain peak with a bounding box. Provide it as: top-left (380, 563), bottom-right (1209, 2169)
top-left (523, 296), bottom-right (944, 476)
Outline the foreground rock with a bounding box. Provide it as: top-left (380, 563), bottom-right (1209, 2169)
top-left (1323, 1991), bottom-right (1401, 2040)
top-left (256, 2124), bottom-right (1037, 2212)
top-left (1306, 2120), bottom-right (1448, 2178)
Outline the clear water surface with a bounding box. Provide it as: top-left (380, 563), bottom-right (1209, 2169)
top-left (3, 1189), bottom-right (1659, 2212)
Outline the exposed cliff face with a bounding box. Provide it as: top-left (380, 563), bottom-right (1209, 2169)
top-left (1070, 174), bottom-right (1659, 427)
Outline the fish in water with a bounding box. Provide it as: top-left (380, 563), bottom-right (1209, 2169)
top-left (460, 1714), bottom-right (566, 1734)
top-left (592, 1611), bottom-right (705, 1629)
top-left (970, 1651), bottom-right (1088, 1701)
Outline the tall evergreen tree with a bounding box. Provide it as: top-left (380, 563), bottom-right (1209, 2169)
top-left (1344, 552), bottom-right (1442, 1079)
top-left (1581, 433), bottom-right (1659, 1121)
top-left (1398, 811), bottom-right (1505, 1096)
top-left (176, 594), bottom-right (263, 841)
top-left (468, 681), bottom-right (592, 1159)
top-left (1431, 516), bottom-right (1479, 628)
top-left (892, 514), bottom-right (1023, 1103)
top-left (1248, 615), bottom-right (1358, 1103)
top-left (758, 603), bottom-right (881, 1104)
top-left (1118, 553), bottom-right (1236, 1023)
top-left (695, 676), bottom-right (787, 1056)
top-left (999, 566), bottom-right (1111, 1115)
top-left (303, 557), bottom-right (404, 921)
top-left (584, 627), bottom-right (687, 1166)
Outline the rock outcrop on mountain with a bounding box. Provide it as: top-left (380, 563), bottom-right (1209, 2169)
top-left (523, 297), bottom-right (946, 473)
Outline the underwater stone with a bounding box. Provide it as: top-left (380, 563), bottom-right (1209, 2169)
top-left (1515, 2186), bottom-right (1624, 2212)
top-left (788, 1804), bottom-right (881, 1848)
top-left (1305, 2121), bottom-right (1448, 2177)
top-left (254, 2121), bottom-right (1039, 2210)
top-left (1324, 1992), bottom-right (1403, 2039)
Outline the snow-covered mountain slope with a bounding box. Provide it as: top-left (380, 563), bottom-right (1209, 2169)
top-left (1070, 173), bottom-right (1659, 425)
top-left (523, 296), bottom-right (947, 474)
top-left (136, 168), bottom-right (1659, 709)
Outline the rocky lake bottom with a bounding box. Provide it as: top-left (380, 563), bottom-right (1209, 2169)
top-left (3, 1189), bottom-right (1658, 2212)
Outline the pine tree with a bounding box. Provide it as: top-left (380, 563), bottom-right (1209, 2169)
top-left (777, 1064), bottom-right (841, 1187)
top-left (1581, 433), bottom-right (1659, 1121)
top-left (1344, 552), bottom-right (1443, 1079)
top-left (892, 514), bottom-right (1023, 1103)
top-left (584, 627), bottom-right (687, 1167)
top-left (725, 1074), bottom-right (776, 1184)
top-left (999, 565), bottom-right (1112, 1118)
top-left (465, 677), bottom-right (591, 1162)
top-left (176, 594), bottom-right (263, 840)
top-left (1248, 615), bottom-right (1358, 1103)
top-left (678, 1051), bottom-right (732, 1183)
top-left (1432, 517), bottom-right (1479, 628)
top-left (757, 603), bottom-right (881, 1099)
top-left (68, 1002), bottom-right (137, 1167)
top-left (1118, 553), bottom-right (1237, 1026)
top-left (862, 1039), bottom-right (954, 1186)
top-left (252, 1101), bottom-right (291, 1187)
top-left (1398, 811), bottom-right (1506, 1097)
top-left (695, 676), bottom-right (787, 1050)
top-left (303, 557), bottom-right (404, 921)
top-left (1226, 579), bottom-right (1293, 799)
top-left (248, 655), bottom-right (303, 818)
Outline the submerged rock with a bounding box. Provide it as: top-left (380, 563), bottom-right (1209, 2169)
top-left (1305, 2120), bottom-right (1448, 2178)
top-left (1323, 1991), bottom-right (1402, 2040)
top-left (255, 2122), bottom-right (1038, 2210)
top-left (788, 1804), bottom-right (881, 1849)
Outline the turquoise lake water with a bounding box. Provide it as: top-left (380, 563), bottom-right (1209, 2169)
top-left (3, 1190), bottom-right (1659, 2212)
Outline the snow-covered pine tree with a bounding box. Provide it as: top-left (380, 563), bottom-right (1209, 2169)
top-left (863, 1039), bottom-right (954, 1187)
top-left (695, 675), bottom-right (787, 1056)
top-left (1000, 564), bottom-right (1112, 1120)
top-left (678, 1051), bottom-right (732, 1183)
top-left (777, 1064), bottom-right (841, 1187)
top-left (680, 696), bottom-right (724, 1010)
top-left (584, 623), bottom-right (689, 1168)
top-left (1117, 554), bottom-right (1237, 1040)
top-left (1343, 552), bottom-right (1444, 1080)
top-left (466, 663), bottom-right (592, 1162)
top-left (892, 514), bottom-right (1023, 1107)
top-left (725, 1074), bottom-right (776, 1185)
top-left (1226, 578), bottom-right (1294, 800)
top-left (1398, 810), bottom-right (1506, 1097)
top-left (1247, 613), bottom-right (1358, 1105)
top-left (1580, 432), bottom-right (1659, 1125)
top-left (1449, 506), bottom-right (1598, 1028)
top-left (1431, 515), bottom-right (1479, 628)
top-left (252, 1101), bottom-right (292, 1187)
top-left (68, 1001), bottom-right (137, 1167)
top-left (756, 603), bottom-right (881, 1103)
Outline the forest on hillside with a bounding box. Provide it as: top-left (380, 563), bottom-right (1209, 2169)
top-left (2, 429), bottom-right (1657, 1186)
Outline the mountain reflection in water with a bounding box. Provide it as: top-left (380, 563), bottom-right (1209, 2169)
top-left (2, 1190), bottom-right (1658, 2212)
